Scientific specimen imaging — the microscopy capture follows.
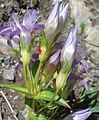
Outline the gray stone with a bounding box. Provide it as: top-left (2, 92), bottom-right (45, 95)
top-left (85, 26), bottom-right (99, 63)
top-left (3, 56), bottom-right (11, 65)
top-left (0, 36), bottom-right (11, 55)
top-left (69, 0), bottom-right (93, 33)
top-left (13, 95), bottom-right (20, 100)
top-left (52, 0), bottom-right (62, 5)
top-left (0, 112), bottom-right (2, 120)
top-left (8, 117), bottom-right (13, 120)
top-left (69, 0), bottom-right (99, 64)
top-left (3, 68), bottom-right (15, 80)
top-left (1, 4), bottom-right (5, 8)
top-left (22, 108), bottom-right (29, 120)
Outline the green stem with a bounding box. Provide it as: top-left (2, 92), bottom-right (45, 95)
top-left (35, 62), bottom-right (43, 93)
top-left (23, 64), bottom-right (28, 88)
top-left (32, 100), bottom-right (35, 113)
top-left (48, 107), bottom-right (59, 120)
top-left (26, 65), bottom-right (34, 94)
top-left (45, 77), bottom-right (54, 89)
top-left (36, 90), bottom-right (59, 114)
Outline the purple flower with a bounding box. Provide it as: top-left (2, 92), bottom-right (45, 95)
top-left (63, 108), bottom-right (92, 120)
top-left (0, 10), bottom-right (44, 49)
top-left (61, 28), bottom-right (78, 71)
top-left (72, 108), bottom-right (92, 120)
top-left (82, 79), bottom-right (88, 91)
top-left (44, 49), bottom-right (61, 76)
top-left (66, 47), bottom-right (89, 91)
top-left (44, 1), bottom-right (69, 43)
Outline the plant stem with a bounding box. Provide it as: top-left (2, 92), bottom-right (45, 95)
top-left (48, 107), bottom-right (59, 120)
top-left (23, 63), bottom-right (28, 88)
top-left (26, 65), bottom-right (33, 94)
top-left (32, 100), bottom-right (35, 113)
top-left (35, 62), bottom-right (43, 93)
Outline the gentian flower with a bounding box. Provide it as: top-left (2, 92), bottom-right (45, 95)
top-left (0, 10), bottom-right (44, 49)
top-left (44, 1), bottom-right (69, 43)
top-left (61, 28), bottom-right (78, 72)
top-left (56, 28), bottom-right (77, 91)
top-left (64, 47), bottom-right (89, 93)
top-left (63, 108), bottom-right (92, 120)
top-left (44, 49), bottom-right (61, 77)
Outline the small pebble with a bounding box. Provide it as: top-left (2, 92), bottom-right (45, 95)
top-left (3, 68), bottom-right (15, 81)
top-left (13, 95), bottom-right (19, 100)
top-left (8, 117), bottom-right (12, 120)
top-left (21, 9), bottom-right (26, 14)
top-left (4, 56), bottom-right (11, 65)
top-left (1, 4), bottom-right (5, 8)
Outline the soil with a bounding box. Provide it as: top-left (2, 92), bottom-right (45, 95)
top-left (0, 0), bottom-right (99, 120)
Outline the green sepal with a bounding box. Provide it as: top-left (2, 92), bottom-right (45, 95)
top-left (41, 32), bottom-right (48, 49)
top-left (20, 36), bottom-right (25, 51)
top-left (27, 38), bottom-right (34, 52)
top-left (39, 32), bottom-right (48, 62)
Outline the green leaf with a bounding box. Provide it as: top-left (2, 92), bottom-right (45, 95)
top-left (91, 103), bottom-right (99, 113)
top-left (0, 83), bottom-right (32, 98)
top-left (28, 111), bottom-right (38, 120)
top-left (26, 105), bottom-right (38, 120)
top-left (80, 22), bottom-right (86, 33)
top-left (55, 98), bottom-right (70, 108)
top-left (35, 91), bottom-right (59, 101)
top-left (12, 48), bottom-right (21, 58)
top-left (35, 91), bottom-right (70, 108)
top-left (38, 114), bottom-right (47, 120)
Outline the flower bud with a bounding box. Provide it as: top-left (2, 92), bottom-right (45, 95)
top-left (44, 1), bottom-right (69, 43)
top-left (56, 70), bottom-right (66, 91)
top-left (61, 28), bottom-right (77, 72)
top-left (21, 50), bottom-right (30, 65)
top-left (44, 50), bottom-right (61, 77)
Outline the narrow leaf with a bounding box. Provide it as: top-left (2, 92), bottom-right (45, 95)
top-left (0, 83), bottom-right (32, 97)
top-left (91, 103), bottom-right (99, 113)
top-left (38, 114), bottom-right (47, 120)
top-left (34, 91), bottom-right (59, 101)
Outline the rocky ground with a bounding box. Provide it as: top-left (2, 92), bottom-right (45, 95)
top-left (0, 0), bottom-right (99, 120)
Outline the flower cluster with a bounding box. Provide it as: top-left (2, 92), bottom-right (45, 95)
top-left (0, 1), bottom-right (94, 120)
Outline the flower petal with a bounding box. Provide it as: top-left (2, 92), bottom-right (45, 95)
top-left (82, 79), bottom-right (88, 91)
top-left (72, 108), bottom-right (92, 120)
top-left (12, 13), bottom-right (22, 30)
top-left (22, 10), bottom-right (38, 31)
top-left (0, 26), bottom-right (12, 37)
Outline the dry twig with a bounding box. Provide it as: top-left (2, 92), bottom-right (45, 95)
top-left (0, 91), bottom-right (18, 120)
